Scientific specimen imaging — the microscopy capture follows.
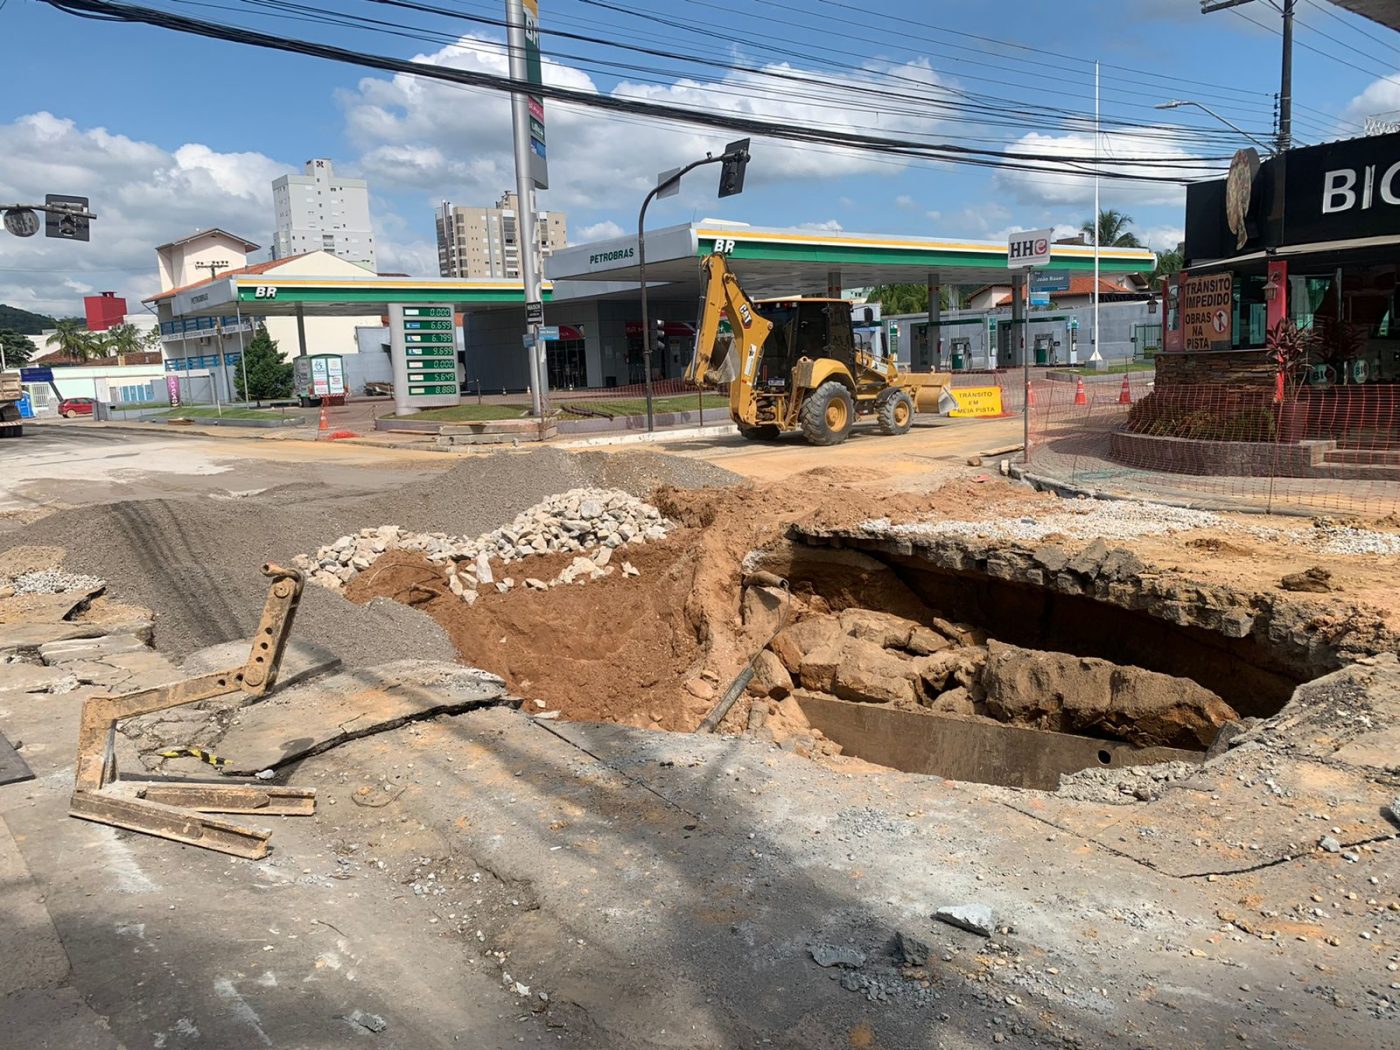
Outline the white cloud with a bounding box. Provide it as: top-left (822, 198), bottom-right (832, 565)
top-left (1343, 73), bottom-right (1400, 128)
top-left (993, 129), bottom-right (1198, 208)
top-left (338, 33), bottom-right (949, 215)
top-left (798, 219), bottom-right (844, 232)
top-left (1141, 225), bottom-right (1185, 251)
top-left (925, 209), bottom-right (941, 222)
top-left (895, 194), bottom-right (917, 210)
top-left (574, 220), bottom-right (624, 243)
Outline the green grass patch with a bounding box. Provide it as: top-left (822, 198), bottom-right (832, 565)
top-left (1064, 361), bottom-right (1156, 375)
top-left (557, 394), bottom-right (729, 419)
top-left (383, 403), bottom-right (531, 422)
top-left (149, 406), bottom-right (289, 420)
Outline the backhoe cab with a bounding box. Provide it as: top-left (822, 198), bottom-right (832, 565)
top-left (685, 253), bottom-right (951, 445)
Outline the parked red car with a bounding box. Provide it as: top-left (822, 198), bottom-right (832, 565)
top-left (58, 397), bottom-right (96, 418)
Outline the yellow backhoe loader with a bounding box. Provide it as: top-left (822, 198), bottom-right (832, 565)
top-left (684, 253), bottom-right (953, 444)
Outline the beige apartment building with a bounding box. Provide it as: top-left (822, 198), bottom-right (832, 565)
top-left (435, 192), bottom-right (567, 279)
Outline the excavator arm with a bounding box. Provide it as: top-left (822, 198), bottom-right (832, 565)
top-left (685, 253), bottom-right (775, 430)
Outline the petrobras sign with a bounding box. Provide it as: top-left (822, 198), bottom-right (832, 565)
top-left (1007, 228), bottom-right (1052, 269)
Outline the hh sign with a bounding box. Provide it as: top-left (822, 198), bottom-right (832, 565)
top-left (1007, 228), bottom-right (1052, 269)
top-left (1182, 273), bottom-right (1233, 351)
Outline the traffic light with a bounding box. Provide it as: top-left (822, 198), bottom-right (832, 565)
top-left (717, 138), bottom-right (750, 199)
top-left (45, 195), bottom-right (90, 241)
top-left (654, 318), bottom-right (668, 355)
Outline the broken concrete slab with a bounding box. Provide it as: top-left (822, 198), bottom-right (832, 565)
top-left (58, 650), bottom-right (182, 693)
top-left (211, 660), bottom-right (513, 775)
top-left (0, 732), bottom-right (35, 786)
top-left (178, 637), bottom-right (340, 691)
top-left (0, 587), bottom-right (103, 626)
top-left (934, 903), bottom-right (995, 937)
top-left (0, 663), bottom-right (75, 695)
top-left (809, 944), bottom-right (866, 968)
top-left (0, 623), bottom-right (110, 659)
top-left (37, 634), bottom-right (149, 666)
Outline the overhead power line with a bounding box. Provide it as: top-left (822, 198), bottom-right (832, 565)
top-left (40, 0), bottom-right (1230, 182)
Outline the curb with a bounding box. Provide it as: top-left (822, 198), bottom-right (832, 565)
top-left (557, 423), bottom-right (739, 448)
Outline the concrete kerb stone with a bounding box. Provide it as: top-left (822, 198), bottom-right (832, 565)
top-left (558, 423), bottom-right (739, 449)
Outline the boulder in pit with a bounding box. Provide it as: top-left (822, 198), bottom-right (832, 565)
top-left (979, 640), bottom-right (1239, 749)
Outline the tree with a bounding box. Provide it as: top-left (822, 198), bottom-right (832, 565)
top-left (0, 329), bottom-right (36, 367)
top-left (864, 284), bottom-right (969, 315)
top-left (235, 326), bottom-right (293, 405)
top-left (0, 304), bottom-right (57, 334)
top-left (1150, 243), bottom-right (1184, 283)
top-left (1080, 209), bottom-right (1142, 248)
top-left (45, 318), bottom-right (101, 363)
top-left (101, 323), bottom-right (148, 361)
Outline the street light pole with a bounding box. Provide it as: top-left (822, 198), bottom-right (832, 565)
top-left (1154, 99), bottom-right (1277, 155)
top-left (506, 0), bottom-right (547, 417)
top-left (637, 142), bottom-right (750, 431)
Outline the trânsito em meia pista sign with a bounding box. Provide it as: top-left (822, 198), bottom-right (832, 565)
top-left (1183, 273), bottom-right (1233, 351)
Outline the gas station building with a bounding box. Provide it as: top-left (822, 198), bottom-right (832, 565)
top-left (150, 223), bottom-right (1153, 401)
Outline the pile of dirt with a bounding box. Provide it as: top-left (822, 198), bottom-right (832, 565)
top-left (344, 470), bottom-right (1048, 731)
top-left (0, 448), bottom-right (742, 665)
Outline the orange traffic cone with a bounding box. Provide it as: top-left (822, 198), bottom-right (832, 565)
top-left (318, 403), bottom-right (329, 434)
top-left (1118, 375), bottom-right (1133, 405)
top-left (1026, 382), bottom-right (1036, 408)
top-left (1074, 377), bottom-right (1087, 405)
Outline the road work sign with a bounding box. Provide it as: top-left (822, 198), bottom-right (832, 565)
top-left (1182, 273), bottom-right (1233, 351)
top-left (947, 386), bottom-right (1005, 417)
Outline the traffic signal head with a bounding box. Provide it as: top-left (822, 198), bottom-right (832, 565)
top-left (654, 318), bottom-right (668, 353)
top-left (718, 138), bottom-right (751, 199)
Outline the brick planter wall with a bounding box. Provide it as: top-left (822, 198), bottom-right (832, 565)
top-left (1154, 349), bottom-right (1276, 388)
top-left (1109, 429), bottom-right (1332, 476)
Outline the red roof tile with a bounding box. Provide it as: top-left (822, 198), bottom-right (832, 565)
top-left (144, 254), bottom-right (315, 303)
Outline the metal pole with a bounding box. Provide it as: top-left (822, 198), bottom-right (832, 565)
top-left (1023, 269), bottom-right (1031, 462)
top-left (235, 308), bottom-right (250, 402)
top-left (507, 0), bottom-right (547, 416)
top-left (1278, 0), bottom-right (1294, 152)
top-left (1093, 59), bottom-right (1100, 370)
top-left (638, 187), bottom-right (657, 432)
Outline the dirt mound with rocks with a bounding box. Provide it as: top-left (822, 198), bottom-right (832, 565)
top-left (1, 448), bottom-right (740, 665)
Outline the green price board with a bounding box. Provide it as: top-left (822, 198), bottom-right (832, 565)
top-left (405, 345), bottom-right (454, 357)
top-left (405, 332), bottom-right (453, 344)
top-left (409, 383), bottom-right (457, 396)
top-left (403, 306), bottom-right (452, 318)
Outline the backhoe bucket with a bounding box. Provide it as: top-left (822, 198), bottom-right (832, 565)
top-left (899, 371), bottom-right (955, 415)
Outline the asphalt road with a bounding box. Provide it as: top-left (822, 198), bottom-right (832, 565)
top-left (0, 424), bottom-right (448, 524)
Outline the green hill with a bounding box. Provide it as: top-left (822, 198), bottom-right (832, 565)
top-left (0, 304), bottom-right (58, 334)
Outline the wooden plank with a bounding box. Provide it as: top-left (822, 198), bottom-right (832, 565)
top-left (69, 791), bottom-right (272, 860)
top-left (139, 783), bottom-right (316, 816)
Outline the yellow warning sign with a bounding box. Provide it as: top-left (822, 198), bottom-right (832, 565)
top-left (947, 387), bottom-right (1004, 418)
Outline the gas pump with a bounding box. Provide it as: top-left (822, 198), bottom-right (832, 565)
top-left (1033, 333), bottom-right (1054, 367)
top-left (1067, 317), bottom-right (1080, 365)
top-left (950, 337), bottom-right (970, 371)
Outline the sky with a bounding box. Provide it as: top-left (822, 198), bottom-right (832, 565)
top-left (1, 0), bottom-right (1399, 317)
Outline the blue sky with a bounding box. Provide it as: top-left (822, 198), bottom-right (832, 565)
top-left (1, 0), bottom-right (1398, 314)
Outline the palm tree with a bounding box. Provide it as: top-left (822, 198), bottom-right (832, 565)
top-left (1080, 209), bottom-right (1142, 248)
top-left (1150, 243), bottom-right (1184, 282)
top-left (865, 284), bottom-right (969, 315)
top-left (45, 318), bottom-right (101, 363)
top-left (101, 323), bottom-right (146, 362)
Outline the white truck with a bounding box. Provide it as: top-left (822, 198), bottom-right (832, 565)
top-left (0, 371), bottom-right (23, 438)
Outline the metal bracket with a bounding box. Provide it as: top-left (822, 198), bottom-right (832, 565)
top-left (68, 564), bottom-right (316, 860)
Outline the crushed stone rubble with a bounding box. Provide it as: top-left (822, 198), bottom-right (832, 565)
top-left (294, 487), bottom-right (668, 599)
top-left (859, 498), bottom-right (1400, 555)
top-left (6, 569), bottom-right (105, 596)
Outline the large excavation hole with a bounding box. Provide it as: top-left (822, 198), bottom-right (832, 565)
top-left (736, 539), bottom-right (1323, 789)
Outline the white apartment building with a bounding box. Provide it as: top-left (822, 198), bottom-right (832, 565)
top-left (436, 192), bottom-right (567, 279)
top-left (272, 159), bottom-right (376, 271)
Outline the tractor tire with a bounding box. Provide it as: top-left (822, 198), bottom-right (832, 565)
top-left (0, 423), bottom-right (21, 439)
top-left (738, 424), bottom-right (782, 442)
top-left (799, 381), bottom-right (855, 446)
top-left (876, 389), bottom-right (915, 435)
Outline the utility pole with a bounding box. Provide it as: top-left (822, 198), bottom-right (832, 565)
top-left (506, 0), bottom-right (549, 417)
top-left (194, 259), bottom-right (231, 408)
top-left (1200, 0), bottom-right (1294, 152)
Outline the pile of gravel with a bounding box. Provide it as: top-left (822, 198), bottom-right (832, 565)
top-left (1, 447), bottom-right (737, 663)
top-left (864, 497), bottom-right (1400, 555)
top-left (7, 569), bottom-right (105, 595)
top-left (298, 487), bottom-right (666, 599)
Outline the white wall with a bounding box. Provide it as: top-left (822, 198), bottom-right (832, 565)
top-left (157, 234), bottom-right (252, 292)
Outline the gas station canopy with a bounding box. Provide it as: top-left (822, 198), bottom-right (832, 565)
top-left (547, 222), bottom-right (1156, 298)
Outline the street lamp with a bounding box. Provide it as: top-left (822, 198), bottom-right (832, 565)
top-left (637, 139), bottom-right (750, 431)
top-left (1155, 100), bottom-right (1276, 155)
